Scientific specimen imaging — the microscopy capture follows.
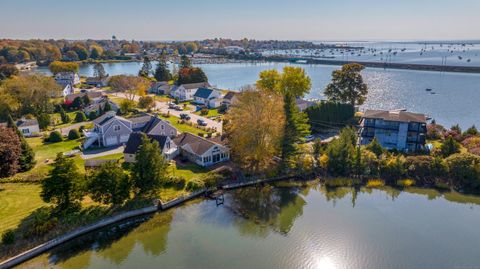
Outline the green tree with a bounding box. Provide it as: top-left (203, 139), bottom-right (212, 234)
top-left (68, 129), bottom-right (81, 140)
top-left (131, 134), bottom-right (168, 196)
top-left (464, 125), bottom-right (479, 136)
top-left (179, 55), bottom-right (191, 69)
top-left (93, 62), bottom-right (107, 78)
top-left (154, 52), bottom-right (172, 81)
top-left (0, 64), bottom-right (19, 80)
top-left (37, 113), bottom-right (51, 130)
top-left (103, 100), bottom-right (112, 112)
top-left (366, 137), bottom-right (384, 157)
top-left (82, 94), bottom-right (91, 106)
top-left (324, 63), bottom-right (368, 106)
top-left (440, 136), bottom-right (461, 157)
top-left (445, 153), bottom-right (480, 189)
top-left (88, 162), bottom-right (131, 205)
top-left (72, 96), bottom-right (84, 109)
top-left (7, 114), bottom-right (36, 172)
top-left (47, 131), bottom-right (63, 142)
top-left (41, 153), bottom-right (83, 210)
top-left (48, 61), bottom-right (79, 74)
top-left (139, 56), bottom-right (152, 77)
top-left (88, 111), bottom-right (97, 120)
top-left (75, 111), bottom-right (87, 122)
top-left (325, 127), bottom-right (356, 176)
top-left (0, 91), bottom-right (20, 121)
top-left (59, 106), bottom-right (70, 124)
top-left (0, 126), bottom-right (22, 177)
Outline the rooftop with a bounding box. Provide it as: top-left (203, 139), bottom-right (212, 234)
top-left (173, 132), bottom-right (222, 156)
top-left (363, 110), bottom-right (427, 123)
top-left (124, 132), bottom-right (170, 154)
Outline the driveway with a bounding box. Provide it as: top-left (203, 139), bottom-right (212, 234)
top-left (81, 145), bottom-right (125, 160)
top-left (54, 121), bottom-right (92, 136)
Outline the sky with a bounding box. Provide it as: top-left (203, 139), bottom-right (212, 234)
top-left (1, 0), bottom-right (480, 41)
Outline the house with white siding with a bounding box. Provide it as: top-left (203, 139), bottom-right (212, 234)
top-left (123, 132), bottom-right (178, 162)
top-left (170, 82), bottom-right (210, 101)
top-left (193, 87), bottom-right (222, 107)
top-left (173, 133), bottom-right (229, 167)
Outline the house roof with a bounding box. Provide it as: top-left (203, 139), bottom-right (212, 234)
top-left (123, 132), bottom-right (170, 154)
top-left (17, 118), bottom-right (38, 128)
top-left (65, 91), bottom-right (104, 102)
top-left (363, 110), bottom-right (427, 123)
top-left (194, 87), bottom-right (214, 99)
top-left (173, 132), bottom-right (222, 156)
top-left (93, 111), bottom-right (117, 125)
top-left (128, 114), bottom-right (153, 124)
top-left (180, 82), bottom-right (210, 90)
top-left (151, 81), bottom-right (169, 88)
top-left (223, 91), bottom-right (237, 100)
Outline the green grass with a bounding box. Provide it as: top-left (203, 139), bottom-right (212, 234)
top-left (159, 115), bottom-right (207, 135)
top-left (0, 183), bottom-right (47, 234)
top-left (168, 162), bottom-right (209, 180)
top-left (92, 153), bottom-right (124, 161)
top-left (6, 137), bottom-right (83, 182)
top-left (194, 108), bottom-right (221, 118)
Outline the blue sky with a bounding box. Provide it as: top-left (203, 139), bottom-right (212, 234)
top-left (1, 0), bottom-right (479, 40)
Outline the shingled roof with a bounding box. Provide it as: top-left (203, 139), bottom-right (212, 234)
top-left (193, 87), bottom-right (214, 99)
top-left (363, 110), bottom-right (426, 123)
top-left (173, 132), bottom-right (222, 156)
top-left (124, 132), bottom-right (170, 154)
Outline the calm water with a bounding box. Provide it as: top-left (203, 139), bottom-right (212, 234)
top-left (36, 61), bottom-right (480, 128)
top-left (16, 183), bottom-right (480, 269)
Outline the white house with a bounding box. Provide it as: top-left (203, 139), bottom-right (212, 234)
top-left (16, 118), bottom-right (40, 137)
top-left (193, 87), bottom-right (222, 107)
top-left (62, 84), bottom-right (74, 97)
top-left (359, 109), bottom-right (427, 152)
top-left (55, 72), bottom-right (80, 87)
top-left (123, 132), bottom-right (178, 162)
top-left (173, 133), bottom-right (229, 167)
top-left (221, 91), bottom-right (239, 108)
top-left (170, 82), bottom-right (211, 101)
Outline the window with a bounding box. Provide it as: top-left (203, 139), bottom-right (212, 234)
top-left (161, 125), bottom-right (164, 130)
top-left (22, 129), bottom-right (29, 134)
top-left (113, 125), bottom-right (120, 131)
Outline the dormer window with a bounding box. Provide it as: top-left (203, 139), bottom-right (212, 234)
top-left (114, 125), bottom-right (120, 131)
top-left (161, 125), bottom-right (165, 130)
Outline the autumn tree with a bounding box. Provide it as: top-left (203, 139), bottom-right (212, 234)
top-left (0, 90), bottom-right (20, 121)
top-left (0, 64), bottom-right (19, 80)
top-left (138, 96), bottom-right (155, 111)
top-left (256, 66), bottom-right (311, 163)
top-left (7, 114), bottom-right (36, 172)
top-left (41, 153), bottom-right (83, 210)
top-left (176, 67), bottom-right (208, 85)
top-left (324, 63), bottom-right (368, 106)
top-left (48, 61), bottom-right (79, 74)
top-left (225, 87), bottom-right (286, 173)
top-left (109, 75), bottom-right (149, 101)
top-left (87, 162), bottom-right (131, 205)
top-left (0, 126), bottom-right (22, 177)
top-left (131, 134), bottom-right (168, 196)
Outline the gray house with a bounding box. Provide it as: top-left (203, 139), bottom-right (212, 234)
top-left (123, 132), bottom-right (179, 163)
top-left (149, 81), bottom-right (171, 95)
top-left (173, 133), bottom-right (229, 167)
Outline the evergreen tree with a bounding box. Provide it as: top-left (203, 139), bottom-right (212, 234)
top-left (88, 162), bottom-right (131, 205)
top-left (366, 137), bottom-right (384, 157)
top-left (72, 96), bottom-right (84, 109)
top-left (93, 62), bottom-right (107, 78)
top-left (179, 55), bottom-right (191, 69)
top-left (440, 136), bottom-right (461, 157)
top-left (282, 93), bottom-right (310, 161)
top-left (75, 111), bottom-right (87, 122)
top-left (131, 134), bottom-right (168, 196)
top-left (37, 113), bottom-right (50, 130)
top-left (103, 100), bottom-right (112, 112)
top-left (154, 52), bottom-right (172, 82)
top-left (82, 94), bottom-right (91, 105)
top-left (7, 114), bottom-right (36, 172)
top-left (59, 106), bottom-right (70, 124)
top-left (41, 153), bottom-right (83, 210)
top-left (138, 56), bottom-right (152, 77)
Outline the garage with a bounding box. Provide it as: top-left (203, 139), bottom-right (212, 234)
top-left (120, 134), bottom-right (130, 143)
top-left (105, 136), bottom-right (118, 146)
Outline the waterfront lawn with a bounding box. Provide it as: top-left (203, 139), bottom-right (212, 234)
top-left (0, 183), bottom-right (47, 235)
top-left (168, 162), bottom-right (209, 181)
top-left (5, 137), bottom-right (83, 182)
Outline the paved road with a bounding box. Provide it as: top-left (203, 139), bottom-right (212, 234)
top-left (111, 92), bottom-right (223, 134)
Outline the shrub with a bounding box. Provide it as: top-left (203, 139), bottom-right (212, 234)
top-left (26, 208), bottom-right (58, 236)
top-left (185, 178), bottom-right (205, 191)
top-left (88, 111), bottom-right (97, 120)
top-left (445, 153), bottom-right (480, 189)
top-left (138, 96), bottom-right (155, 110)
top-left (435, 181), bottom-right (450, 190)
top-left (440, 136), bottom-right (461, 157)
top-left (366, 179), bottom-right (385, 188)
top-left (1, 229), bottom-right (15, 245)
top-left (75, 111), bottom-right (87, 122)
top-left (201, 172), bottom-right (223, 188)
top-left (120, 99), bottom-right (135, 113)
top-left (405, 155), bottom-right (435, 180)
top-left (426, 124), bottom-right (446, 140)
top-left (68, 129), bottom-right (81, 140)
top-left (47, 131), bottom-right (63, 142)
top-left (324, 178), bottom-right (360, 187)
top-left (379, 155), bottom-right (406, 180)
top-left (200, 108), bottom-right (209, 116)
top-left (166, 176), bottom-right (186, 189)
top-left (397, 179), bottom-right (415, 187)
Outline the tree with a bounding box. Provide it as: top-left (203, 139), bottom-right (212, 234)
top-left (138, 56), bottom-right (152, 77)
top-left (37, 113), bottom-right (51, 130)
top-left (440, 136), bottom-right (461, 157)
top-left (464, 125), bottom-right (479, 136)
top-left (256, 67), bottom-right (311, 162)
top-left (72, 43), bottom-right (89, 60)
top-left (176, 67), bottom-right (208, 85)
top-left (109, 75), bottom-right (149, 101)
top-left (324, 63), bottom-right (368, 106)
top-left (445, 153), bottom-right (480, 189)
top-left (72, 96), bottom-right (84, 109)
top-left (179, 55), bottom-right (191, 69)
top-left (119, 99), bottom-right (135, 113)
top-left (82, 94), bottom-right (91, 106)
top-left (93, 62), bottom-right (107, 78)
top-left (87, 162), bottom-right (131, 205)
top-left (68, 129), bottom-right (81, 140)
top-left (131, 134), bottom-right (168, 196)
top-left (0, 126), bottom-right (21, 177)
top-left (41, 153), bottom-right (83, 210)
top-left (154, 53), bottom-right (172, 81)
top-left (75, 111), bottom-right (87, 122)
top-left (325, 127), bottom-right (356, 176)
top-left (138, 96), bottom-right (155, 110)
top-left (88, 111), bottom-right (97, 120)
top-left (103, 100), bottom-right (112, 112)
top-left (47, 131), bottom-right (63, 142)
top-left (0, 64), bottom-right (19, 80)
top-left (225, 88), bottom-right (286, 173)
top-left (366, 137), bottom-right (384, 157)
top-left (7, 114), bottom-right (35, 172)
top-left (0, 91), bottom-right (20, 122)
top-left (59, 106), bottom-right (70, 124)
top-left (90, 44), bottom-right (104, 60)
top-left (48, 61), bottom-right (79, 74)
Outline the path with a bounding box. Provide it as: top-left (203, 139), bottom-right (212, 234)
top-left (81, 145), bottom-right (124, 160)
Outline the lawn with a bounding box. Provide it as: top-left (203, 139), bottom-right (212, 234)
top-left (194, 108), bottom-right (221, 118)
top-left (159, 115), bottom-right (207, 135)
top-left (167, 162), bottom-right (209, 180)
top-left (6, 137), bottom-right (83, 181)
top-left (92, 153), bottom-right (124, 161)
top-left (0, 183), bottom-right (47, 234)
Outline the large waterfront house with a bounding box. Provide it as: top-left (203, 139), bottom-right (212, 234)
top-left (149, 81), bottom-right (171, 95)
top-left (55, 72), bottom-right (80, 87)
top-left (193, 87), bottom-right (222, 108)
top-left (0, 118), bottom-right (40, 137)
top-left (358, 109), bottom-right (427, 152)
top-left (170, 82), bottom-right (211, 101)
top-left (123, 132), bottom-right (178, 162)
top-left (173, 132), bottom-right (230, 167)
top-left (83, 112), bottom-right (177, 149)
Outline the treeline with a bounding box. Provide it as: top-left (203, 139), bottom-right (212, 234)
top-left (305, 101), bottom-right (355, 131)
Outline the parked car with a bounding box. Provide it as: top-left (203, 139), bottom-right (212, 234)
top-left (174, 105), bottom-right (183, 111)
top-left (168, 103), bottom-right (176, 109)
top-left (197, 119), bottom-right (207, 126)
top-left (180, 113), bottom-right (191, 120)
top-left (304, 135), bottom-right (315, 142)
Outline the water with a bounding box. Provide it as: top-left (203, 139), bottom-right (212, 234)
top-left (36, 61), bottom-right (480, 128)
top-left (16, 183), bottom-right (480, 269)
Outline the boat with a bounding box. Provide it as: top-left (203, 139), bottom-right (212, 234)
top-left (431, 92), bottom-right (436, 94)
top-left (425, 88), bottom-right (432, 91)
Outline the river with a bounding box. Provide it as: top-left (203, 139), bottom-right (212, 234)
top-left (16, 183), bottom-right (480, 269)
top-left (36, 61), bottom-right (480, 128)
